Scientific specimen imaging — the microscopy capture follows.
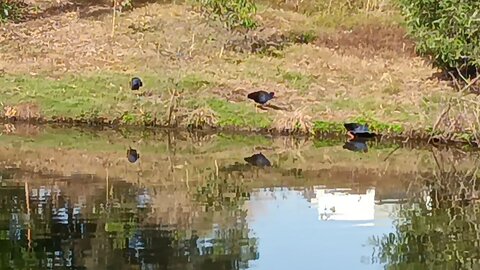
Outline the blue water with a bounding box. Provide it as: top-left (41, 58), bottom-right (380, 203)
top-left (247, 189), bottom-right (396, 270)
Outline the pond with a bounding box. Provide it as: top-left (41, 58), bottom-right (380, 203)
top-left (0, 124), bottom-right (479, 269)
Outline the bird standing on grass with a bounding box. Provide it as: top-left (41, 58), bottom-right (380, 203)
top-left (247, 90), bottom-right (275, 112)
top-left (344, 123), bottom-right (377, 139)
top-left (127, 147), bottom-right (140, 163)
top-left (131, 77), bottom-right (143, 91)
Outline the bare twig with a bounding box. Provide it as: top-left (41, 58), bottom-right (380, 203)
top-left (167, 89), bottom-right (177, 127)
top-left (383, 145), bottom-right (401, 162)
top-left (459, 75), bottom-right (480, 93)
top-left (111, 0), bottom-right (117, 38)
top-left (448, 71), bottom-right (462, 90)
top-left (429, 101), bottom-right (451, 143)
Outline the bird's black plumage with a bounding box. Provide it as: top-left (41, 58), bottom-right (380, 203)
top-left (244, 152), bottom-right (271, 167)
top-left (131, 77), bottom-right (143, 91)
top-left (247, 91), bottom-right (275, 105)
top-left (127, 147), bottom-right (140, 163)
top-left (344, 122), bottom-right (377, 138)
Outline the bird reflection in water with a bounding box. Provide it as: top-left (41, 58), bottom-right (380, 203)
top-left (127, 147), bottom-right (140, 163)
top-left (343, 137), bottom-right (369, 153)
top-left (244, 152), bottom-right (272, 167)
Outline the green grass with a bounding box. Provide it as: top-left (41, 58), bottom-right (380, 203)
top-left (207, 98), bottom-right (273, 128)
top-left (0, 71), bottom-right (460, 142)
top-left (0, 72), bottom-right (216, 123)
top-left (0, 2), bottom-right (468, 141)
top-left (280, 70), bottom-right (316, 93)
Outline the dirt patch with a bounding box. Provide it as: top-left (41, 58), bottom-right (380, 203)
top-left (225, 28), bottom-right (315, 56)
top-left (315, 24), bottom-right (416, 58)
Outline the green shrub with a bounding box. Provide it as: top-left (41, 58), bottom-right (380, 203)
top-left (193, 0), bottom-right (258, 30)
top-left (398, 0), bottom-right (480, 76)
top-left (0, 0), bottom-right (26, 22)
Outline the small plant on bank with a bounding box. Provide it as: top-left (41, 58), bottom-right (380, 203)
top-left (273, 107), bottom-right (313, 135)
top-left (192, 0), bottom-right (258, 31)
top-left (397, 0), bottom-right (480, 77)
top-left (185, 106), bottom-right (219, 130)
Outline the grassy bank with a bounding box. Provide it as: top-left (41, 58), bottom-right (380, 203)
top-left (1, 1), bottom-right (479, 143)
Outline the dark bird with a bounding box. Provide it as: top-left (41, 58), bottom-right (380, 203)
top-left (244, 152), bottom-right (272, 167)
top-left (343, 137), bottom-right (369, 153)
top-left (247, 90), bottom-right (275, 105)
top-left (130, 77), bottom-right (143, 91)
top-left (344, 123), bottom-right (377, 139)
top-left (127, 147), bottom-right (140, 163)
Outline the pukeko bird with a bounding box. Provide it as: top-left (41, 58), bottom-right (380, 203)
top-left (244, 152), bottom-right (272, 167)
top-left (344, 123), bottom-right (377, 139)
top-left (131, 77), bottom-right (143, 91)
top-left (247, 91), bottom-right (274, 112)
top-left (343, 137), bottom-right (369, 153)
top-left (127, 147), bottom-right (140, 163)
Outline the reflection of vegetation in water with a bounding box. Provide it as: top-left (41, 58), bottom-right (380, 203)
top-left (0, 172), bottom-right (258, 269)
top-left (371, 157), bottom-right (480, 268)
top-left (194, 172), bottom-right (258, 263)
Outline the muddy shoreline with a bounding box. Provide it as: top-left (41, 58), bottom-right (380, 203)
top-left (1, 117), bottom-right (478, 150)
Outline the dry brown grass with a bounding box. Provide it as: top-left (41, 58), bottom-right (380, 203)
top-left (184, 106), bottom-right (219, 129)
top-left (428, 77), bottom-right (480, 144)
top-left (315, 23), bottom-right (416, 58)
top-left (2, 102), bottom-right (41, 120)
top-left (272, 107), bottom-right (313, 134)
top-left (0, 1), bottom-right (459, 135)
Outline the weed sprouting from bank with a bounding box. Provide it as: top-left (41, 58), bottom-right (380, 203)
top-left (273, 107), bottom-right (313, 135)
top-left (185, 106), bottom-right (219, 130)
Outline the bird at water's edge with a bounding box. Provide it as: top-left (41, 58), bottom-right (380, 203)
top-left (131, 77), bottom-right (143, 90)
top-left (247, 91), bottom-right (275, 105)
top-left (344, 123), bottom-right (377, 139)
top-left (127, 147), bottom-right (140, 163)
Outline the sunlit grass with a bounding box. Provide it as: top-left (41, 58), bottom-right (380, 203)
top-left (207, 98), bottom-right (273, 128)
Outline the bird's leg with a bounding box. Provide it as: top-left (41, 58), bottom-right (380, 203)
top-left (347, 131), bottom-right (355, 141)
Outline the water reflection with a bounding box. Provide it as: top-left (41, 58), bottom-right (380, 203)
top-left (1, 126), bottom-right (480, 269)
top-left (311, 187), bottom-right (376, 221)
top-left (343, 137), bottom-right (369, 153)
top-left (0, 179), bottom-right (258, 269)
top-left (371, 162), bottom-right (480, 269)
top-left (244, 153), bottom-right (272, 167)
top-left (127, 147), bottom-right (140, 163)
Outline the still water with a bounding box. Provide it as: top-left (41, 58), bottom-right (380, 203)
top-left (0, 125), bottom-right (479, 269)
